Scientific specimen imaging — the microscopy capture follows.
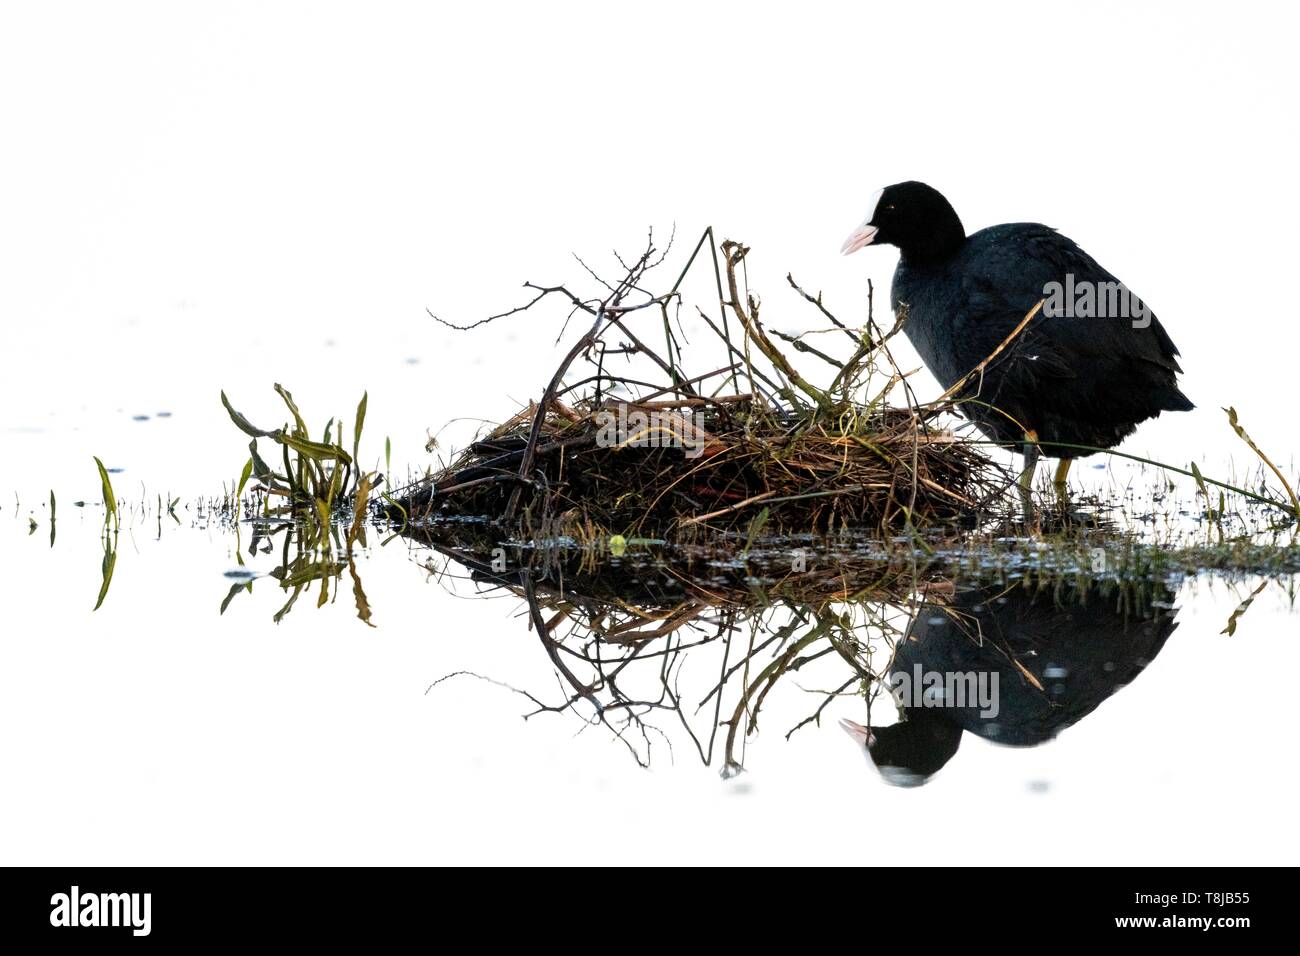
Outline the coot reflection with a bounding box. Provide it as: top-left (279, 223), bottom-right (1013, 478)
top-left (842, 580), bottom-right (1178, 787)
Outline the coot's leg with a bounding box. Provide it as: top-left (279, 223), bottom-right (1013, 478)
top-left (1017, 431), bottom-right (1040, 518)
top-left (1053, 458), bottom-right (1073, 502)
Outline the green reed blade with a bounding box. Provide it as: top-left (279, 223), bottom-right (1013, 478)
top-left (93, 456), bottom-right (118, 531)
top-left (273, 383), bottom-right (309, 437)
top-left (221, 391), bottom-right (278, 438)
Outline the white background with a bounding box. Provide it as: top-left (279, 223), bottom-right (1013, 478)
top-left (1, 1), bottom-right (1297, 865)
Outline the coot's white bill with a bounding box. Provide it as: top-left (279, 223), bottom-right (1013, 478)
top-left (840, 222), bottom-right (879, 255)
top-left (838, 717), bottom-right (873, 745)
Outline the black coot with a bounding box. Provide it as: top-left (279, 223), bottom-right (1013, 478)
top-left (841, 181), bottom-right (1193, 496)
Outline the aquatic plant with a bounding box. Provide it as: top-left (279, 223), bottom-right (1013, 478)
top-left (92, 456), bottom-right (118, 532)
top-left (219, 384), bottom-right (377, 549)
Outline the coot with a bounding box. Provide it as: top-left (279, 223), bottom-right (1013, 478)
top-left (841, 182), bottom-right (1193, 497)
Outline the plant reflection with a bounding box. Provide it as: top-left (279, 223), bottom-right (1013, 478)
top-left (218, 520), bottom-right (375, 627)
top-left (410, 523), bottom-right (1182, 782)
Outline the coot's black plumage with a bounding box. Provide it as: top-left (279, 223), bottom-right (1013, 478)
top-left (841, 580), bottom-right (1179, 787)
top-left (841, 182), bottom-right (1193, 491)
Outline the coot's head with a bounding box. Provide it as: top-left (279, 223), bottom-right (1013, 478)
top-left (840, 713), bottom-right (963, 788)
top-left (840, 181), bottom-right (965, 262)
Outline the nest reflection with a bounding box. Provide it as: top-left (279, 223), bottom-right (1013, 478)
top-left (413, 523), bottom-right (1178, 784)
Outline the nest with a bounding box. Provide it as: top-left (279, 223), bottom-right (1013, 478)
top-left (399, 234), bottom-right (1010, 537)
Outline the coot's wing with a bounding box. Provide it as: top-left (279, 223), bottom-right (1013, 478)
top-left (1013, 225), bottom-right (1183, 374)
top-left (950, 224), bottom-right (1189, 425)
top-left (956, 276), bottom-right (1078, 378)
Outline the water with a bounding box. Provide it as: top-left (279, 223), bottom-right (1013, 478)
top-left (3, 481), bottom-right (1296, 865)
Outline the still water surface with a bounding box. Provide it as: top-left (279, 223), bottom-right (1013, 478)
top-left (2, 460), bottom-right (1295, 865)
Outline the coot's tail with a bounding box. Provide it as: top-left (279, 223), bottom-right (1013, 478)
top-left (1162, 388), bottom-right (1195, 412)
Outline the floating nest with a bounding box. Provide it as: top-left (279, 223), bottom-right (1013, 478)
top-left (399, 396), bottom-right (998, 535)
top-left (398, 235), bottom-right (1011, 537)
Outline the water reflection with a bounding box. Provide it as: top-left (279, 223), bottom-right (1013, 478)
top-left (218, 520), bottom-right (375, 626)
top-left (408, 523), bottom-right (1189, 781)
top-left (845, 578), bottom-right (1177, 786)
